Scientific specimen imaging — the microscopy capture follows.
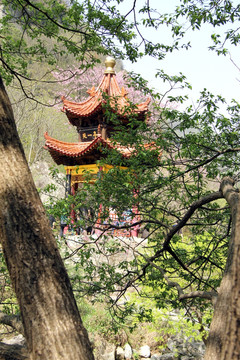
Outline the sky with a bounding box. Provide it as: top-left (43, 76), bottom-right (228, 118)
top-left (120, 0), bottom-right (240, 106)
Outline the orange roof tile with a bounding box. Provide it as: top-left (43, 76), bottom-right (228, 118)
top-left (62, 72), bottom-right (150, 120)
top-left (44, 132), bottom-right (133, 165)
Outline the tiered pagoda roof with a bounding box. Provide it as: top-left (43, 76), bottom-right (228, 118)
top-left (44, 132), bottom-right (133, 166)
top-left (44, 57), bottom-right (151, 166)
top-left (62, 57), bottom-right (150, 124)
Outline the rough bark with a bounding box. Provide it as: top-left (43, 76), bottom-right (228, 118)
top-left (0, 342), bottom-right (28, 360)
top-left (204, 177), bottom-right (240, 360)
top-left (0, 78), bottom-right (94, 360)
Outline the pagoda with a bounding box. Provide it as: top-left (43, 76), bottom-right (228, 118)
top-left (44, 57), bottom-right (150, 236)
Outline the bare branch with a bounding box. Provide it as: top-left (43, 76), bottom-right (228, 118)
top-left (179, 290), bottom-right (218, 303)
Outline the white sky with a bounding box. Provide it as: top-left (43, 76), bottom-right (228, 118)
top-left (120, 0), bottom-right (240, 105)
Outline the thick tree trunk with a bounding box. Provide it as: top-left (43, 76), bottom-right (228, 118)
top-left (0, 78), bottom-right (94, 360)
top-left (204, 177), bottom-right (240, 360)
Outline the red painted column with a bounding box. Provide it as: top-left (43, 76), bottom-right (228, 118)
top-left (95, 166), bottom-right (103, 236)
top-left (70, 183), bottom-right (78, 231)
top-left (131, 189), bottom-right (140, 237)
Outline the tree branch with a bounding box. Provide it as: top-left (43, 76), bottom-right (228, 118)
top-left (170, 148), bottom-right (240, 182)
top-left (23, 0), bottom-right (89, 36)
top-left (220, 176), bottom-right (239, 209)
top-left (0, 311), bottom-right (24, 334)
top-left (0, 341), bottom-right (28, 360)
top-left (163, 190), bottom-right (223, 248)
top-left (149, 261), bottom-right (218, 304)
top-left (179, 290), bottom-right (218, 303)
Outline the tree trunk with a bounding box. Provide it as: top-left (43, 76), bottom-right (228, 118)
top-left (204, 177), bottom-right (240, 360)
top-left (0, 342), bottom-right (29, 360)
top-left (0, 78), bottom-right (94, 360)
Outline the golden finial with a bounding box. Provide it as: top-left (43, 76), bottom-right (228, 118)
top-left (104, 56), bottom-right (116, 74)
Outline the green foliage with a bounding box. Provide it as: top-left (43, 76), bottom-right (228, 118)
top-left (2, 0), bottom-right (240, 345)
top-left (126, 287), bottom-right (211, 352)
top-left (39, 79), bottom-right (237, 330)
top-left (2, 0), bottom-right (240, 86)
top-left (77, 299), bottom-right (120, 339)
top-left (0, 252), bottom-right (19, 317)
top-left (1, 0), bottom-right (98, 83)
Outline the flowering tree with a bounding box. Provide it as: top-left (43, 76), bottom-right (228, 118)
top-left (52, 64), bottom-right (148, 105)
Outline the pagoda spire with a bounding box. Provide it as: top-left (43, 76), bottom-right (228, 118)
top-left (104, 56), bottom-right (116, 74)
